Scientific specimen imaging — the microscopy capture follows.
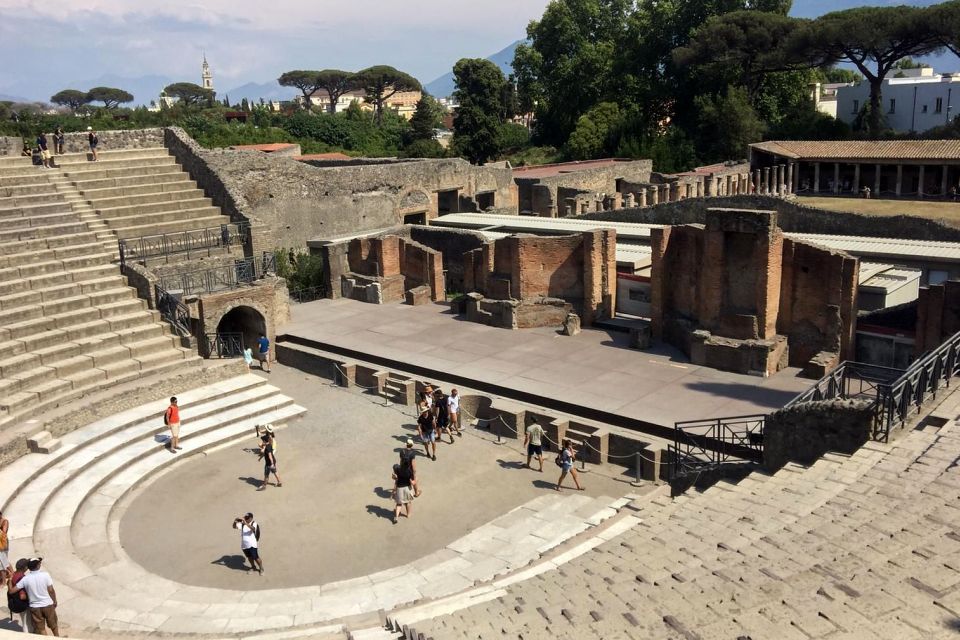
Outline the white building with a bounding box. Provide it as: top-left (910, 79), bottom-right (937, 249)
top-left (836, 67), bottom-right (960, 133)
top-left (810, 82), bottom-right (853, 119)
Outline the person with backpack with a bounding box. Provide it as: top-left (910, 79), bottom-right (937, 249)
top-left (87, 126), bottom-right (99, 161)
top-left (164, 397), bottom-right (181, 453)
top-left (13, 558), bottom-right (59, 636)
top-left (6, 559), bottom-right (30, 632)
top-left (232, 513), bottom-right (263, 574)
top-left (433, 388), bottom-right (453, 444)
top-left (555, 439), bottom-right (584, 491)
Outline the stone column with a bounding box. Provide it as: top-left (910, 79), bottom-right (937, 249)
top-left (754, 169), bottom-right (762, 194)
top-left (787, 162), bottom-right (795, 195)
top-left (638, 190), bottom-right (647, 207)
top-left (943, 165), bottom-right (950, 198)
top-left (743, 173), bottom-right (750, 194)
top-left (896, 164), bottom-right (903, 196)
top-left (726, 175), bottom-right (734, 196)
top-left (852, 163), bottom-right (860, 194)
top-left (763, 167), bottom-right (771, 195)
top-left (650, 186), bottom-right (659, 206)
top-left (696, 179), bottom-right (704, 198)
top-left (833, 163), bottom-right (840, 194)
top-left (813, 162), bottom-right (820, 193)
top-left (919, 165), bottom-right (926, 198)
top-left (775, 165), bottom-right (783, 195)
top-left (875, 164), bottom-right (882, 194)
top-left (623, 192), bottom-right (635, 208)
top-left (662, 184), bottom-right (670, 203)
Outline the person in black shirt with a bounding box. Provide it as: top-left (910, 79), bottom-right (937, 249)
top-left (257, 434), bottom-right (282, 491)
top-left (399, 439), bottom-right (421, 497)
top-left (433, 389), bottom-right (453, 444)
top-left (417, 407), bottom-right (437, 461)
top-left (53, 127), bottom-right (64, 155)
top-left (392, 462), bottom-right (414, 524)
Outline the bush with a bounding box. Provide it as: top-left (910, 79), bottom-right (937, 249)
top-left (498, 123), bottom-right (530, 153)
top-left (403, 138), bottom-right (445, 158)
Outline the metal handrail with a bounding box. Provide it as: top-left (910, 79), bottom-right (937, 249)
top-left (158, 253), bottom-right (277, 297)
top-left (201, 332), bottom-right (245, 358)
top-left (288, 285), bottom-right (328, 303)
top-left (119, 222), bottom-right (250, 268)
top-left (155, 284), bottom-right (192, 337)
top-left (671, 414), bottom-right (765, 479)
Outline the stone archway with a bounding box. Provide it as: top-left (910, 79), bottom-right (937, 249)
top-left (395, 187), bottom-right (433, 224)
top-left (216, 305), bottom-right (267, 355)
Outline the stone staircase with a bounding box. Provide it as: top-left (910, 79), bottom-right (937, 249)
top-left (44, 147), bottom-right (232, 239)
top-left (0, 156), bottom-right (200, 428)
top-left (396, 402), bottom-right (960, 639)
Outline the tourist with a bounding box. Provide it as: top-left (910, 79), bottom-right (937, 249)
top-left (417, 407), bottom-right (437, 461)
top-left (433, 388), bottom-right (453, 444)
top-left (0, 510), bottom-right (9, 570)
top-left (14, 558), bottom-right (58, 636)
top-left (35, 133), bottom-right (51, 169)
top-left (232, 513), bottom-right (263, 574)
top-left (556, 439), bottom-right (584, 491)
top-left (256, 333), bottom-right (271, 373)
top-left (524, 421), bottom-right (545, 472)
top-left (417, 390), bottom-right (432, 415)
top-left (257, 429), bottom-right (282, 491)
top-left (87, 126), bottom-right (98, 161)
top-left (391, 460), bottom-right (414, 524)
top-left (256, 423), bottom-right (278, 455)
top-left (6, 559), bottom-right (30, 632)
top-left (164, 397), bottom-right (181, 453)
top-left (20, 143), bottom-right (31, 158)
top-left (448, 388), bottom-right (462, 437)
top-left (400, 439), bottom-right (420, 497)
top-left (53, 127), bottom-right (64, 155)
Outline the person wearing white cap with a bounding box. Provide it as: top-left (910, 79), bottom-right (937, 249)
top-left (87, 126), bottom-right (98, 162)
top-left (400, 439), bottom-right (420, 498)
top-left (12, 558), bottom-right (58, 636)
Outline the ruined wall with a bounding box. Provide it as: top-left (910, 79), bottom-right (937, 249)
top-left (581, 194), bottom-right (960, 242)
top-left (915, 279), bottom-right (960, 354)
top-left (778, 239), bottom-right (859, 372)
top-left (0, 136), bottom-right (22, 156)
top-left (514, 159), bottom-right (653, 216)
top-left (463, 230), bottom-right (617, 326)
top-left (408, 226), bottom-right (488, 293)
top-left (763, 399), bottom-right (875, 472)
top-left (339, 233), bottom-right (443, 304)
top-left (59, 128), bottom-right (165, 153)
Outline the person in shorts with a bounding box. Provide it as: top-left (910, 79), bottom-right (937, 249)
top-left (400, 439), bottom-right (421, 497)
top-left (447, 388), bottom-right (462, 437)
top-left (53, 127), bottom-right (64, 155)
top-left (257, 432), bottom-right (282, 491)
top-left (556, 439), bottom-right (584, 491)
top-left (392, 462), bottom-right (414, 524)
top-left (164, 397), bottom-right (181, 452)
top-left (524, 421), bottom-right (545, 472)
top-left (256, 333), bottom-right (271, 373)
top-left (433, 388), bottom-right (453, 444)
top-left (232, 513), bottom-right (262, 574)
top-left (417, 407), bottom-right (437, 461)
top-left (36, 133), bottom-right (52, 169)
top-left (15, 558), bottom-right (58, 636)
top-left (87, 126), bottom-right (98, 161)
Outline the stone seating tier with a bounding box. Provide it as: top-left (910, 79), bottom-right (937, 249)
top-left (0, 157), bottom-right (200, 429)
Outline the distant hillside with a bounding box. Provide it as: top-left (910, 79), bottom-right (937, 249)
top-left (221, 81), bottom-right (298, 105)
top-left (424, 40), bottom-right (524, 99)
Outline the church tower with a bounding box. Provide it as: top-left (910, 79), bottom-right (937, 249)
top-left (202, 54), bottom-right (214, 91)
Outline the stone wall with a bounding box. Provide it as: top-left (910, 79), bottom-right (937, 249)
top-left (581, 194), bottom-right (960, 242)
top-left (57, 128), bottom-right (165, 154)
top-left (408, 226), bottom-right (488, 293)
top-left (196, 278), bottom-right (290, 353)
top-left (0, 136), bottom-right (22, 156)
top-left (915, 279), bottom-right (960, 354)
top-left (515, 159), bottom-right (653, 216)
top-left (463, 230), bottom-right (617, 326)
top-left (163, 127), bottom-right (515, 250)
top-left (763, 399), bottom-right (875, 472)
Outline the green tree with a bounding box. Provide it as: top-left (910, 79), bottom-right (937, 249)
top-left (403, 138), bottom-right (446, 158)
top-left (408, 95), bottom-right (443, 142)
top-left (695, 85), bottom-right (766, 162)
top-left (278, 70), bottom-right (325, 110)
top-left (789, 5), bottom-right (944, 136)
top-left (163, 82), bottom-right (215, 107)
top-left (451, 58), bottom-right (506, 164)
top-left (566, 102), bottom-right (621, 160)
top-left (50, 89), bottom-right (91, 111)
top-left (86, 86), bottom-right (134, 109)
top-left (314, 70), bottom-right (358, 114)
top-left (818, 67), bottom-right (862, 84)
top-left (354, 65), bottom-right (422, 125)
top-left (498, 123), bottom-right (531, 153)
top-left (929, 0), bottom-right (960, 59)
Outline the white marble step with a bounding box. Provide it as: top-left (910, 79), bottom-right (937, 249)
top-left (0, 374), bottom-right (268, 522)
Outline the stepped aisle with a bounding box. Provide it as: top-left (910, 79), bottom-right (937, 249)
top-left (45, 148), bottom-right (232, 239)
top-left (398, 394), bottom-right (960, 639)
top-left (0, 155), bottom-right (199, 428)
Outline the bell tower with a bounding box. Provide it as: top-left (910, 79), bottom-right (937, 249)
top-left (202, 54), bottom-right (214, 90)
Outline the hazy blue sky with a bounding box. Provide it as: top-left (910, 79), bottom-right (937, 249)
top-left (0, 0), bottom-right (552, 98)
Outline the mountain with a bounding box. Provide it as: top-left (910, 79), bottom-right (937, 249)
top-left (424, 40), bottom-right (524, 99)
top-left (220, 81), bottom-right (298, 105)
top-left (0, 93), bottom-right (32, 104)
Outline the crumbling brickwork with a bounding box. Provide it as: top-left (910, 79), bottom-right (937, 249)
top-left (336, 233), bottom-right (443, 304)
top-left (915, 279), bottom-right (960, 354)
top-left (651, 208), bottom-right (857, 377)
top-left (462, 230), bottom-right (616, 329)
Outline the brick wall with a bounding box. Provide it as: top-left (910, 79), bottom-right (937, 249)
top-left (915, 280), bottom-right (960, 354)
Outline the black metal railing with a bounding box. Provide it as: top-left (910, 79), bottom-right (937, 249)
top-left (671, 414), bottom-right (765, 479)
top-left (159, 253), bottom-right (276, 297)
top-left (119, 222), bottom-right (250, 268)
top-left (155, 284), bottom-right (192, 337)
top-left (201, 332), bottom-right (245, 358)
top-left (288, 285), bottom-right (328, 303)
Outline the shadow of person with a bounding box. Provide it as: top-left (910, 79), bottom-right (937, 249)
top-left (238, 476), bottom-right (262, 487)
top-left (365, 504), bottom-right (395, 520)
top-left (496, 458), bottom-right (525, 470)
top-left (210, 554), bottom-right (251, 572)
top-left (0, 618), bottom-right (24, 632)
top-left (532, 479), bottom-right (558, 490)
top-left (373, 486), bottom-right (393, 499)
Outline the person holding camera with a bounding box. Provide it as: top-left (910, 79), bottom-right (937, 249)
top-left (232, 513), bottom-right (262, 574)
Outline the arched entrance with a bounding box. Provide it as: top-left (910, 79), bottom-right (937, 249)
top-left (216, 306), bottom-right (266, 357)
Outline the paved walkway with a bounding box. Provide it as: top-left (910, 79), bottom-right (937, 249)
top-left (119, 365), bottom-right (631, 590)
top-left (282, 299), bottom-right (811, 427)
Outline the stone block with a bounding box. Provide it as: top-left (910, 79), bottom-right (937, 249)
top-left (561, 312), bottom-right (581, 336)
top-left (629, 322), bottom-right (652, 349)
top-left (27, 430), bottom-right (61, 454)
top-left (335, 361), bottom-right (357, 388)
top-left (405, 285), bottom-right (432, 306)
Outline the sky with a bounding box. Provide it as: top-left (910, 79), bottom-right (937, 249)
top-left (0, 0), bottom-right (551, 100)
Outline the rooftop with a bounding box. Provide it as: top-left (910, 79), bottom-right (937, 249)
top-left (751, 140), bottom-right (960, 161)
top-left (512, 158), bottom-right (639, 179)
top-left (230, 142), bottom-right (299, 153)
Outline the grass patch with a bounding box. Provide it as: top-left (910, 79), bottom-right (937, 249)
top-left (798, 196), bottom-right (960, 226)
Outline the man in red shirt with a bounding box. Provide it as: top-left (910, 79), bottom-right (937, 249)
top-left (165, 397), bottom-right (181, 453)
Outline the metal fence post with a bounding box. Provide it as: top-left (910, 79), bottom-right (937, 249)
top-left (631, 450), bottom-right (643, 487)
